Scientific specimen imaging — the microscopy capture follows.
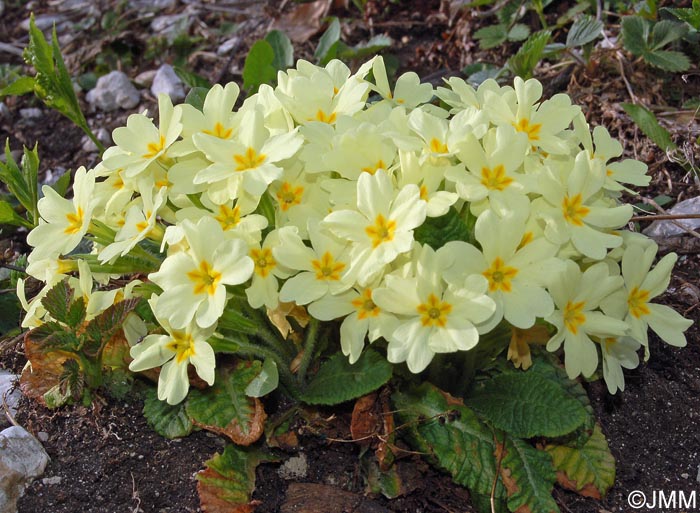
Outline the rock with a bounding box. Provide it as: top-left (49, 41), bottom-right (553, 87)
top-left (0, 371), bottom-right (20, 428)
top-left (86, 71), bottom-right (141, 112)
top-left (151, 64), bottom-right (186, 103)
top-left (41, 476), bottom-right (61, 486)
top-left (277, 454), bottom-right (308, 480)
top-left (0, 426), bottom-right (50, 513)
top-left (19, 108), bottom-right (43, 121)
top-left (217, 37), bottom-right (241, 56)
top-left (134, 70), bottom-right (158, 88)
top-left (0, 102), bottom-right (9, 121)
top-left (81, 128), bottom-right (112, 153)
top-left (128, 0), bottom-right (178, 11)
top-left (150, 13), bottom-right (192, 43)
top-left (643, 197), bottom-right (700, 239)
top-left (20, 14), bottom-right (68, 32)
top-left (37, 432), bottom-right (49, 443)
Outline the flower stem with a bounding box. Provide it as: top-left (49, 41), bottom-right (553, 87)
top-left (296, 317), bottom-right (320, 385)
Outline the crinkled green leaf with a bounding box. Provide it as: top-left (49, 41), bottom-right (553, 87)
top-left (337, 35), bottom-right (393, 61)
top-left (508, 23), bottom-right (530, 42)
top-left (622, 103), bottom-right (677, 151)
top-left (41, 279), bottom-right (75, 325)
top-left (300, 349), bottom-right (392, 405)
top-left (315, 17), bottom-right (341, 64)
top-left (651, 20), bottom-right (688, 50)
top-left (242, 40), bottom-right (276, 93)
top-left (566, 15), bottom-right (603, 47)
top-left (498, 438), bottom-right (559, 513)
top-left (414, 206), bottom-right (473, 250)
top-left (643, 50), bottom-right (690, 72)
top-left (621, 16), bottom-right (651, 56)
top-left (507, 30), bottom-right (550, 79)
top-left (663, 3), bottom-right (700, 30)
top-left (143, 387), bottom-right (195, 439)
top-left (545, 424), bottom-right (616, 499)
top-left (466, 371), bottom-right (588, 438)
top-left (83, 298), bottom-right (140, 354)
top-left (66, 297), bottom-right (87, 329)
top-left (392, 383), bottom-right (505, 499)
top-left (50, 168), bottom-right (71, 197)
top-left (474, 24), bottom-right (508, 49)
top-left (266, 30), bottom-right (294, 71)
top-left (196, 444), bottom-right (275, 510)
top-left (186, 361), bottom-right (266, 445)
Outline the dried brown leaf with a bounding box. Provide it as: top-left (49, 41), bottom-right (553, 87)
top-left (194, 398), bottom-right (267, 446)
top-left (270, 0), bottom-right (331, 43)
top-left (351, 392), bottom-right (379, 445)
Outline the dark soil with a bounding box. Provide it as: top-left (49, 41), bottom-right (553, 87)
top-left (1, 0), bottom-right (699, 512)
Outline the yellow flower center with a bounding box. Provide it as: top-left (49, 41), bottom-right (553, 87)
top-left (513, 118), bottom-right (542, 141)
top-left (166, 331), bottom-right (196, 364)
top-left (314, 109), bottom-right (337, 124)
top-left (143, 134), bottom-right (166, 159)
top-left (215, 204), bottom-right (241, 231)
top-left (64, 207), bottom-right (84, 235)
top-left (627, 286), bottom-right (651, 318)
top-left (203, 122), bottom-right (233, 139)
top-left (480, 164), bottom-right (514, 191)
top-left (482, 257), bottom-right (519, 293)
top-left (276, 182), bottom-right (304, 211)
top-left (187, 260), bottom-right (222, 296)
top-left (250, 247), bottom-right (276, 278)
top-left (563, 300), bottom-right (586, 335)
top-left (365, 214), bottom-right (396, 249)
top-left (419, 184), bottom-right (429, 201)
top-left (429, 138), bottom-right (448, 154)
top-left (562, 193), bottom-right (590, 226)
top-left (311, 251), bottom-right (345, 281)
top-left (234, 147), bottom-right (266, 171)
top-left (417, 293), bottom-right (452, 328)
top-left (351, 288), bottom-right (381, 320)
top-left (361, 159), bottom-right (387, 175)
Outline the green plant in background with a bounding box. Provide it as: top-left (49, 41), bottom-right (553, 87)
top-left (0, 15), bottom-right (105, 154)
top-left (621, 15), bottom-right (691, 71)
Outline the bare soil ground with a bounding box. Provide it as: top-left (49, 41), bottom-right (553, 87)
top-left (1, 0), bottom-right (699, 512)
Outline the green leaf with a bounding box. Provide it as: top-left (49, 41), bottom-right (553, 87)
top-left (650, 20), bottom-right (688, 50)
top-left (143, 387), bottom-right (195, 439)
top-left (0, 292), bottom-right (22, 336)
top-left (315, 17), bottom-right (341, 64)
top-left (265, 30), bottom-right (294, 71)
top-left (337, 34), bottom-right (392, 61)
top-left (466, 371), bottom-right (588, 438)
top-left (41, 279), bottom-right (74, 325)
top-left (474, 24), bottom-right (508, 49)
top-left (184, 86), bottom-right (210, 112)
top-left (621, 103), bottom-right (677, 151)
top-left (663, 5), bottom-right (700, 30)
top-left (300, 349), bottom-right (392, 405)
top-left (186, 361), bottom-right (266, 445)
top-left (66, 297), bottom-right (87, 329)
top-left (242, 40), bottom-right (277, 92)
top-left (196, 444), bottom-right (275, 509)
top-left (0, 200), bottom-right (31, 228)
top-left (643, 50), bottom-right (690, 72)
top-left (621, 16), bottom-right (651, 56)
top-left (245, 358), bottom-right (279, 397)
top-left (50, 168), bottom-right (71, 197)
top-left (498, 438), bottom-right (559, 513)
top-left (0, 76), bottom-right (35, 97)
top-left (83, 297), bottom-right (140, 353)
top-left (566, 15), bottom-right (603, 47)
top-left (414, 206), bottom-right (473, 250)
top-left (392, 383), bottom-right (505, 499)
top-left (545, 424), bottom-right (616, 499)
top-left (173, 66), bottom-right (211, 89)
top-left (507, 30), bottom-right (550, 79)
top-left (507, 23), bottom-right (531, 42)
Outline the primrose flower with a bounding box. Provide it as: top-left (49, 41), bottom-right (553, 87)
top-left (441, 210), bottom-right (560, 330)
top-left (193, 108), bottom-right (303, 201)
top-left (536, 151), bottom-right (633, 259)
top-left (370, 56), bottom-right (434, 108)
top-left (601, 243), bottom-right (693, 354)
top-left (323, 171), bottom-right (427, 286)
top-left (246, 230), bottom-right (293, 309)
top-left (105, 94), bottom-right (182, 178)
top-left (129, 297), bottom-right (216, 405)
top-left (546, 261), bottom-right (629, 379)
top-left (373, 243), bottom-right (496, 373)
top-left (599, 336), bottom-right (641, 394)
top-left (27, 166), bottom-right (96, 261)
top-left (178, 82), bottom-right (240, 149)
top-left (149, 216), bottom-right (254, 329)
top-left (274, 222), bottom-right (354, 305)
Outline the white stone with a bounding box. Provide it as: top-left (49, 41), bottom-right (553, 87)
top-left (86, 71), bottom-right (141, 112)
top-left (277, 454), bottom-right (308, 480)
top-left (41, 476), bottom-right (62, 486)
top-left (134, 70), bottom-right (158, 88)
top-left (217, 37), bottom-right (241, 56)
top-left (151, 64), bottom-right (186, 103)
top-left (643, 196), bottom-right (700, 239)
top-left (150, 13), bottom-right (192, 43)
top-left (19, 108), bottom-right (43, 121)
top-left (0, 426), bottom-right (49, 513)
top-left (0, 371), bottom-right (20, 427)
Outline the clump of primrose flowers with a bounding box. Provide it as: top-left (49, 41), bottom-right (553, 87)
top-left (19, 56), bottom-right (693, 404)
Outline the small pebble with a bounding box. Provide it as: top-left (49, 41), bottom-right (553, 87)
top-left (19, 108), bottom-right (43, 121)
top-left (37, 432), bottom-right (49, 443)
top-left (41, 476), bottom-right (62, 485)
top-left (151, 64), bottom-right (186, 103)
top-left (682, 472), bottom-right (689, 479)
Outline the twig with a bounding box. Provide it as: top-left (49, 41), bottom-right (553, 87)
top-left (630, 213), bottom-right (700, 222)
top-left (129, 472), bottom-right (142, 513)
top-left (637, 197), bottom-right (700, 240)
top-left (0, 263), bottom-right (27, 273)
